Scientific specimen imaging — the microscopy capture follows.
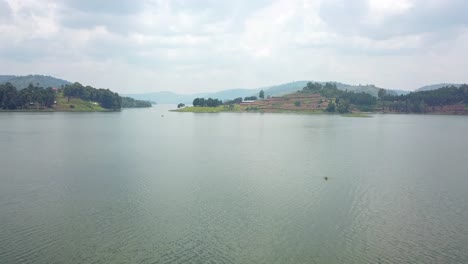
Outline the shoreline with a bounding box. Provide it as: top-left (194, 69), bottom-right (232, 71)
top-left (0, 109), bottom-right (120, 113)
top-left (172, 106), bottom-right (468, 116)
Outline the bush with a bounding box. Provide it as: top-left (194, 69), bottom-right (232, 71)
top-left (356, 105), bottom-right (375, 112)
top-left (326, 102), bottom-right (336, 112)
top-left (337, 100), bottom-right (350, 113)
top-left (294, 101), bottom-right (301, 107)
top-left (244, 96), bottom-right (258, 101)
top-left (246, 106), bottom-right (258, 111)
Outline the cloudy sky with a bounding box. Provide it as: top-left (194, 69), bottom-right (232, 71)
top-left (0, 0), bottom-right (467, 93)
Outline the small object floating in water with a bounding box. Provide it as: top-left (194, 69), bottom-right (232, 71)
top-left (161, 115), bottom-right (164, 117)
top-left (324, 176), bottom-right (329, 181)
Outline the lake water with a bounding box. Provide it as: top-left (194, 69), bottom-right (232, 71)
top-left (1, 106), bottom-right (468, 263)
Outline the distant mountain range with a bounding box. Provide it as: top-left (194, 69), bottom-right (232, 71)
top-left (2, 74), bottom-right (464, 104)
top-left (125, 81), bottom-right (407, 104)
top-left (0, 75), bottom-right (71, 89)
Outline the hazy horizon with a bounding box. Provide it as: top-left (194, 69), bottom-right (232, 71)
top-left (1, 75), bottom-right (462, 95)
top-left (1, 0), bottom-right (467, 93)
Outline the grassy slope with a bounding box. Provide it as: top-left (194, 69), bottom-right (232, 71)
top-left (341, 113), bottom-right (372, 118)
top-left (0, 91), bottom-right (127, 112)
top-left (54, 92), bottom-right (107, 111)
top-left (0, 92), bottom-right (107, 112)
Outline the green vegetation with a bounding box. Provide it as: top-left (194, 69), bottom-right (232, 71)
top-left (1, 83), bottom-right (55, 110)
top-left (1, 81), bottom-right (151, 112)
top-left (341, 113), bottom-right (372, 118)
top-left (244, 96), bottom-right (257, 101)
top-left (341, 92), bottom-right (376, 106)
top-left (177, 106), bottom-right (223, 113)
top-left (193, 97), bottom-right (223, 107)
top-left (224, 97), bottom-right (243, 105)
top-left (121, 97), bottom-right (152, 108)
top-left (326, 101), bottom-right (336, 112)
top-left (259, 90), bottom-right (265, 100)
top-left (177, 103), bottom-right (186, 108)
top-left (176, 82), bottom-right (468, 115)
top-left (336, 99), bottom-right (351, 113)
top-left (378, 88), bottom-right (387, 100)
top-left (174, 105), bottom-right (242, 113)
top-left (55, 92), bottom-right (105, 111)
top-left (381, 84), bottom-right (468, 113)
top-left (246, 106), bottom-right (259, 111)
top-left (0, 75), bottom-right (70, 90)
top-left (302, 82), bottom-right (377, 113)
top-left (63, 82), bottom-right (121, 110)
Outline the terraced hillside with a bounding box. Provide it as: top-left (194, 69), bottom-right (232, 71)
top-left (240, 93), bottom-right (330, 113)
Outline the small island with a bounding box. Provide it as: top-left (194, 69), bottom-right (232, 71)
top-left (173, 82), bottom-right (468, 115)
top-left (0, 82), bottom-right (152, 112)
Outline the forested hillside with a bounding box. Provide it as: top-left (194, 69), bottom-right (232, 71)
top-left (382, 84), bottom-right (468, 113)
top-left (121, 97), bottom-right (152, 108)
top-left (0, 82), bottom-right (151, 111)
top-left (178, 82), bottom-right (468, 114)
top-left (415, 83), bottom-right (462, 92)
top-left (0, 83), bottom-right (56, 109)
top-left (62, 83), bottom-right (122, 110)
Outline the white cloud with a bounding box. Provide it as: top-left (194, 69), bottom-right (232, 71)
top-left (365, 0), bottom-right (413, 25)
top-left (0, 0), bottom-right (467, 93)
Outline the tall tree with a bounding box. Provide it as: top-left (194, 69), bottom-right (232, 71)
top-left (0, 83), bottom-right (18, 109)
top-left (337, 100), bottom-right (350, 113)
top-left (326, 101), bottom-right (336, 112)
top-left (378, 88), bottom-right (387, 100)
top-left (378, 88), bottom-right (387, 111)
top-left (259, 90), bottom-right (265, 100)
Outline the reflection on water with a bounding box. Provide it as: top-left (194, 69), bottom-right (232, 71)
top-left (1, 107), bottom-right (468, 263)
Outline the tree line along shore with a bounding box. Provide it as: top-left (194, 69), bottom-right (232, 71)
top-left (0, 82), bottom-right (152, 111)
top-left (174, 82), bottom-right (468, 115)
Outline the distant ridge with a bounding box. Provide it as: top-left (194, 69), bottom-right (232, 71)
top-left (126, 81), bottom-right (397, 104)
top-left (0, 75), bottom-right (71, 89)
top-left (0, 75), bottom-right (16, 83)
top-left (2, 74), bottom-right (464, 104)
top-left (416, 83), bottom-right (462, 92)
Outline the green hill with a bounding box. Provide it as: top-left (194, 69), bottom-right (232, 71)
top-left (1, 82), bottom-right (152, 111)
top-left (0, 75), bottom-right (71, 89)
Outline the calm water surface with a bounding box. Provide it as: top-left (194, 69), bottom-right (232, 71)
top-left (1, 106), bottom-right (468, 263)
